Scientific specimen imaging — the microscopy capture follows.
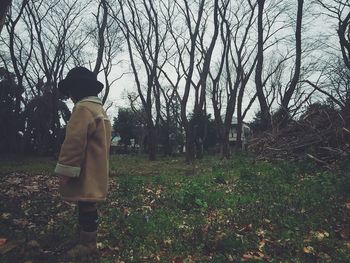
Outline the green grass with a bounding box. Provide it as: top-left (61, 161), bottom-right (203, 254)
top-left (0, 155), bottom-right (56, 174)
top-left (0, 153), bottom-right (350, 262)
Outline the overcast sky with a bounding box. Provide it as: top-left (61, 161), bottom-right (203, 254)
top-left (98, 1), bottom-right (338, 122)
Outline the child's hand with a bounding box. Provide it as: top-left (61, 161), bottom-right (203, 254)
top-left (59, 175), bottom-right (70, 186)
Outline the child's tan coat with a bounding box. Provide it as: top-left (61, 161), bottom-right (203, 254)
top-left (55, 97), bottom-right (111, 202)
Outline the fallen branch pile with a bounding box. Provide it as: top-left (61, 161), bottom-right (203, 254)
top-left (248, 104), bottom-right (350, 168)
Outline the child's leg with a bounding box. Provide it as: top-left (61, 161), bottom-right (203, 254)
top-left (78, 201), bottom-right (98, 232)
top-left (65, 202), bottom-right (98, 258)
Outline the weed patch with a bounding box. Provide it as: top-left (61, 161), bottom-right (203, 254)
top-left (0, 154), bottom-right (349, 262)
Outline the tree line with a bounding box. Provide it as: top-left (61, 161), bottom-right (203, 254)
top-left (0, 0), bottom-right (349, 163)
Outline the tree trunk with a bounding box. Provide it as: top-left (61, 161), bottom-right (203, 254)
top-left (255, 0), bottom-right (271, 130)
top-left (195, 137), bottom-right (203, 159)
top-left (52, 87), bottom-right (61, 155)
top-left (337, 12), bottom-right (350, 70)
top-left (163, 123), bottom-right (172, 156)
top-left (148, 125), bottom-right (157, 161)
top-left (236, 82), bottom-right (244, 151)
top-left (279, 0), bottom-right (304, 127)
top-left (221, 131), bottom-right (230, 159)
top-left (185, 125), bottom-right (195, 164)
top-left (236, 119), bottom-right (243, 151)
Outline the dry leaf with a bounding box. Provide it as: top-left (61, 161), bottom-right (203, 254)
top-left (0, 238), bottom-right (7, 247)
top-left (242, 251), bottom-right (268, 261)
top-left (123, 207), bottom-right (130, 218)
top-left (201, 224), bottom-right (209, 235)
top-left (313, 230), bottom-right (329, 241)
top-left (256, 228), bottom-right (267, 237)
top-left (164, 238), bottom-right (172, 246)
top-left (184, 256), bottom-right (195, 263)
top-left (340, 228), bottom-right (350, 240)
top-left (238, 224), bottom-right (253, 232)
top-left (0, 213), bottom-right (11, 220)
top-left (0, 239), bottom-right (24, 255)
top-left (172, 256), bottom-right (183, 263)
top-left (303, 246), bottom-right (315, 254)
top-left (258, 240), bottom-right (266, 251)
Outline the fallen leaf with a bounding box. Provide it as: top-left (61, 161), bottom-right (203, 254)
top-left (172, 256), bottom-right (183, 263)
top-left (319, 252), bottom-right (331, 262)
top-left (0, 238), bottom-right (7, 247)
top-left (97, 242), bottom-right (104, 249)
top-left (303, 246), bottom-right (315, 254)
top-left (0, 213), bottom-right (11, 220)
top-left (145, 188), bottom-right (154, 194)
top-left (142, 205), bottom-right (152, 211)
top-left (184, 256), bottom-right (195, 263)
top-left (123, 207), bottom-right (130, 218)
top-left (258, 240), bottom-right (266, 251)
top-left (340, 228), bottom-right (350, 240)
top-left (256, 228), bottom-right (267, 237)
top-left (201, 224), bottom-right (209, 235)
top-left (13, 218), bottom-right (29, 227)
top-left (238, 224), bottom-right (253, 232)
top-left (316, 231), bottom-right (328, 240)
top-left (242, 251), bottom-right (268, 261)
top-left (27, 240), bottom-right (40, 249)
top-left (0, 239), bottom-right (24, 255)
top-left (164, 238), bottom-right (172, 246)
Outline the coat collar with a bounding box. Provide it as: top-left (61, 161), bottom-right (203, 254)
top-left (77, 96), bottom-right (103, 105)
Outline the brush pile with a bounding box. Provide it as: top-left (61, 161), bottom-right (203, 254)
top-left (248, 104), bottom-right (350, 168)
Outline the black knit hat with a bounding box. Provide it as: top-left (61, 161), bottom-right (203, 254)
top-left (58, 67), bottom-right (104, 97)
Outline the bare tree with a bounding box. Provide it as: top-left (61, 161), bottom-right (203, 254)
top-left (93, 0), bottom-right (108, 76)
top-left (209, 0), bottom-right (255, 157)
top-left (223, 0), bottom-right (257, 155)
top-left (162, 0), bottom-right (220, 163)
top-left (90, 0), bottom-right (124, 104)
top-left (276, 0), bottom-right (304, 127)
top-left (254, 0), bottom-right (293, 130)
top-left (302, 1), bottom-right (350, 108)
top-left (113, 0), bottom-right (168, 161)
top-left (210, 0), bottom-right (288, 156)
top-left (25, 0), bottom-right (90, 152)
top-left (158, 86), bottom-right (181, 156)
top-left (316, 0), bottom-right (350, 70)
top-left (1, 0), bottom-right (91, 154)
top-left (255, 0), bottom-right (271, 130)
top-left (1, 0), bottom-right (29, 114)
top-left (0, 0), bottom-right (12, 33)
top-left (303, 57), bottom-right (350, 109)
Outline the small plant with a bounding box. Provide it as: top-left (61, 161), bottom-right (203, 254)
top-left (213, 172), bottom-right (227, 184)
top-left (239, 167), bottom-right (257, 180)
top-left (118, 176), bottom-right (144, 197)
top-left (180, 181), bottom-right (208, 210)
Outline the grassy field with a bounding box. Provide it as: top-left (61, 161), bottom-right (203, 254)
top-left (0, 154), bottom-right (350, 262)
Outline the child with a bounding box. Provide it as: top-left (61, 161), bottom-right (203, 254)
top-left (55, 67), bottom-right (111, 258)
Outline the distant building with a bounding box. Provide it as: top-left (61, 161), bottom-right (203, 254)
top-left (228, 117), bottom-right (251, 147)
top-left (111, 135), bottom-right (121, 147)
